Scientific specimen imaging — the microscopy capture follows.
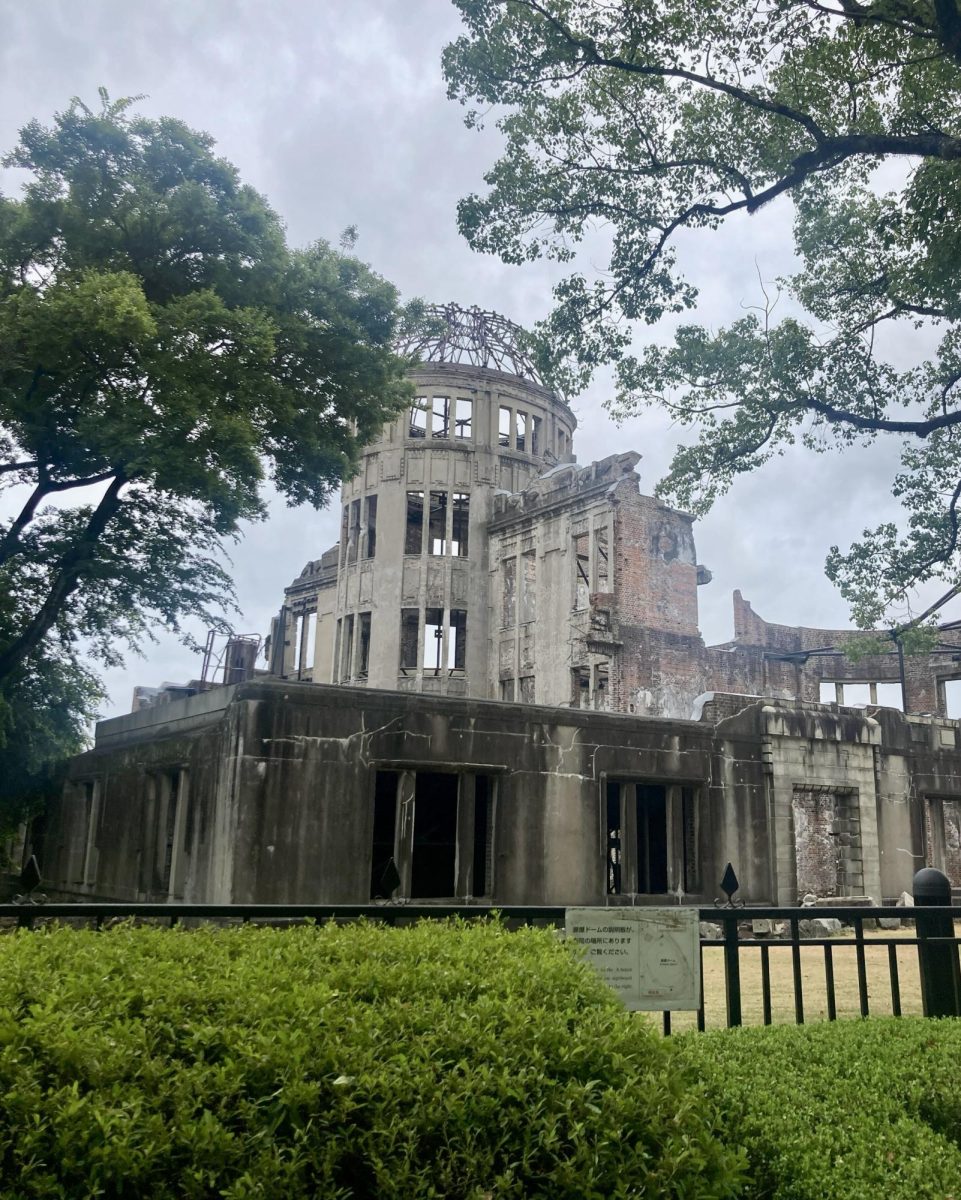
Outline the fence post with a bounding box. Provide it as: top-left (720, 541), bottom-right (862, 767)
top-left (913, 867), bottom-right (961, 1018)
top-left (722, 913), bottom-right (742, 1028)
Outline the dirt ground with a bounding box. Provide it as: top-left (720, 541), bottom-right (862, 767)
top-left (667, 927), bottom-right (947, 1033)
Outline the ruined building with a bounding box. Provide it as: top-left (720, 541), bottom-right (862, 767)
top-left (271, 304), bottom-right (960, 720)
top-left (38, 306), bottom-right (961, 909)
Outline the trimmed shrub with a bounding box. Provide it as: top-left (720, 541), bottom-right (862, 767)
top-left (677, 1017), bottom-right (961, 1199)
top-left (0, 920), bottom-right (742, 1198)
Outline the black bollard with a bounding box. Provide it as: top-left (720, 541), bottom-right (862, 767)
top-left (913, 867), bottom-right (961, 1018)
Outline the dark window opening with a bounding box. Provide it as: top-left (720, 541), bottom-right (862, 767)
top-left (593, 660), bottom-right (609, 710)
top-left (431, 395), bottom-right (450, 439)
top-left (473, 775), bottom-right (492, 897)
top-left (364, 495), bottom-right (377, 559)
top-left (160, 771), bottom-right (179, 893)
top-left (606, 783), bottom-right (621, 895)
top-left (370, 771), bottom-right (399, 898)
top-left (573, 533), bottom-right (589, 609)
top-left (520, 552), bottom-right (536, 622)
top-left (572, 666), bottom-right (589, 707)
top-left (927, 796), bottom-right (961, 885)
top-left (424, 607), bottom-right (444, 672)
top-left (606, 781), bottom-right (669, 895)
top-left (498, 406), bottom-right (511, 447)
top-left (405, 491), bottom-right (424, 555)
top-left (411, 772), bottom-right (459, 898)
top-left (429, 490), bottom-right (448, 555)
top-left (409, 398), bottom-right (428, 438)
top-left (450, 609), bottom-right (467, 670)
top-left (594, 525), bottom-right (609, 589)
top-left (295, 609), bottom-right (315, 677)
top-left (451, 492), bottom-right (469, 557)
top-left (358, 612), bottom-right (371, 677)
top-left (519, 676), bottom-right (535, 703)
top-left (682, 786), bottom-right (699, 891)
top-left (342, 614), bottom-right (355, 680)
top-left (78, 781), bottom-right (95, 884)
top-left (371, 770), bottom-right (494, 901)
top-left (499, 678), bottom-right (515, 701)
top-left (347, 499), bottom-right (361, 565)
top-left (636, 785), bottom-right (668, 893)
top-left (515, 410), bottom-right (527, 452)
top-left (400, 609), bottom-right (419, 670)
top-left (455, 397), bottom-right (473, 439)
top-left (502, 557), bottom-right (516, 628)
top-left (339, 505), bottom-right (349, 567)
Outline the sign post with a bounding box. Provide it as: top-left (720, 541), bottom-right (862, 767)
top-left (565, 907), bottom-right (700, 1011)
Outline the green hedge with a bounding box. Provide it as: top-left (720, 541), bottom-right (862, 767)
top-left (678, 1018), bottom-right (961, 1199)
top-left (0, 921), bottom-right (741, 1199)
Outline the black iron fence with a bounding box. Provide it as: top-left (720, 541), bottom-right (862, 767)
top-left (2, 894), bottom-right (959, 1035)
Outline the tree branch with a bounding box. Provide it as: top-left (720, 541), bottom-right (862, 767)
top-left (0, 473), bottom-right (127, 685)
top-left (522, 0), bottom-right (830, 143)
top-left (797, 395), bottom-right (961, 436)
top-left (0, 469), bottom-right (121, 569)
top-left (0, 473), bottom-right (51, 569)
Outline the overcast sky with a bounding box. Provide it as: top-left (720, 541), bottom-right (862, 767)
top-left (0, 1), bottom-right (932, 717)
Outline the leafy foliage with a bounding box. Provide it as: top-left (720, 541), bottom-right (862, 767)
top-left (444, 1), bottom-right (961, 630)
top-left (0, 90), bottom-right (415, 688)
top-left (0, 654), bottom-right (100, 836)
top-left (0, 920), bottom-right (743, 1198)
top-left (678, 1017), bottom-right (961, 1198)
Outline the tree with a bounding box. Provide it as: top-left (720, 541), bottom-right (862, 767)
top-left (0, 91), bottom-right (417, 823)
top-left (0, 653), bottom-right (102, 840)
top-left (0, 91), bottom-right (416, 675)
top-left (444, 0), bottom-right (961, 634)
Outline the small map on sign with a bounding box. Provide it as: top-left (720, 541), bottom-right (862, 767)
top-left (565, 907), bottom-right (700, 1010)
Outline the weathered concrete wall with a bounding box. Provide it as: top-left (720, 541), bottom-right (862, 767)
top-left (488, 453), bottom-right (707, 711)
top-left (44, 685), bottom-right (961, 908)
top-left (329, 363), bottom-right (575, 702)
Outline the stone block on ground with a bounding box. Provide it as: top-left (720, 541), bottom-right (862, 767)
top-left (799, 917), bottom-right (843, 937)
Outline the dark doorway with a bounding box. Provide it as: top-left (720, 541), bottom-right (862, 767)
top-left (473, 775), bottom-right (492, 897)
top-left (635, 785), bottom-right (668, 893)
top-left (370, 771), bottom-right (399, 898)
top-left (606, 782), bottom-right (622, 895)
top-left (411, 772), bottom-right (458, 898)
top-left (605, 781), bottom-right (669, 894)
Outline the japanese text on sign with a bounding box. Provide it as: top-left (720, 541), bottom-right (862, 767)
top-left (565, 907), bottom-right (700, 1011)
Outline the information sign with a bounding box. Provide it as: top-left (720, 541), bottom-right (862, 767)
top-left (565, 907), bottom-right (700, 1010)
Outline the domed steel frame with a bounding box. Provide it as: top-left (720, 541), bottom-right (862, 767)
top-left (398, 303), bottom-right (551, 390)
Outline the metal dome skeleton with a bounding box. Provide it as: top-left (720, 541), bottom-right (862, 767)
top-left (398, 303), bottom-right (552, 390)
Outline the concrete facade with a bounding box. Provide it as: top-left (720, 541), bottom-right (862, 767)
top-left (41, 684), bottom-right (961, 906)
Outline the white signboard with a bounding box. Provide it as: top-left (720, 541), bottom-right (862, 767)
top-left (565, 907), bottom-right (700, 1011)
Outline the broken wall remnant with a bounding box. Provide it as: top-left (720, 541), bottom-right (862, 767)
top-left (791, 787), bottom-right (862, 898)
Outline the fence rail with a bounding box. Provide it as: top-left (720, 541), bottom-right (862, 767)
top-left (2, 899), bottom-right (959, 1034)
